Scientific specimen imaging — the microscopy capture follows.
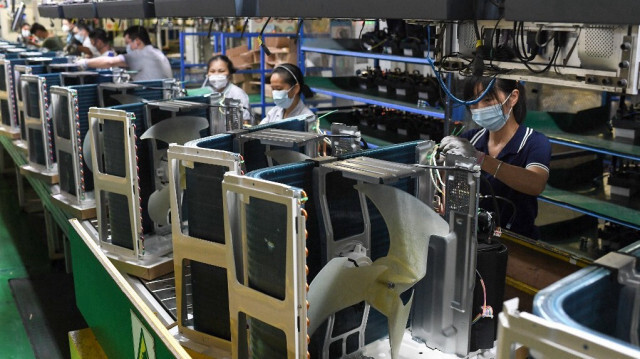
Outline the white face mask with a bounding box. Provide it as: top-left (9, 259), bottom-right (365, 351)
top-left (21, 30), bottom-right (30, 38)
top-left (470, 92), bottom-right (513, 132)
top-left (125, 44), bottom-right (132, 53)
top-left (208, 74), bottom-right (228, 90)
top-left (272, 86), bottom-right (295, 109)
top-left (62, 24), bottom-right (70, 33)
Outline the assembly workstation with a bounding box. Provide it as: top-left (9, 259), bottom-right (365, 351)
top-left (0, 1), bottom-right (639, 358)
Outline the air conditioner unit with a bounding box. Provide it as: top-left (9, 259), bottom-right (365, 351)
top-left (18, 73), bottom-right (61, 183)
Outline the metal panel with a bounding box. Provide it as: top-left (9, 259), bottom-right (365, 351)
top-left (256, 0), bottom-right (500, 20)
top-left (222, 173), bottom-right (308, 359)
top-left (410, 154), bottom-right (480, 357)
top-left (154, 0), bottom-right (236, 17)
top-left (95, 0), bottom-right (155, 19)
top-left (37, 4), bottom-right (64, 18)
top-left (61, 2), bottom-right (98, 19)
top-left (21, 74), bottom-right (57, 172)
top-left (168, 144), bottom-right (242, 356)
top-left (506, 0), bottom-right (640, 24)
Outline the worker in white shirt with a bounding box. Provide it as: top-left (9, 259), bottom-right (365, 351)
top-left (203, 54), bottom-right (252, 123)
top-left (75, 22), bottom-right (100, 57)
top-left (260, 63), bottom-right (315, 125)
top-left (89, 28), bottom-right (115, 57)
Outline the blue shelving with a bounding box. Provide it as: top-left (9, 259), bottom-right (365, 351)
top-left (539, 185), bottom-right (640, 231)
top-left (301, 38), bottom-right (433, 65)
top-left (525, 112), bottom-right (640, 162)
top-left (306, 77), bottom-right (444, 118)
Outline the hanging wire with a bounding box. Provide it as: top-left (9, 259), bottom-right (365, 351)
top-left (257, 17), bottom-right (272, 56)
top-left (426, 25), bottom-right (497, 105)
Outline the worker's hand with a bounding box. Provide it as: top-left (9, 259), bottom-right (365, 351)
top-left (75, 58), bottom-right (88, 70)
top-left (440, 136), bottom-right (483, 164)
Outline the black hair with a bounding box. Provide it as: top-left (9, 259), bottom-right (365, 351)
top-left (89, 28), bottom-right (112, 44)
top-left (124, 25), bottom-right (151, 46)
top-left (30, 23), bottom-right (47, 36)
top-left (463, 77), bottom-right (527, 124)
top-left (272, 63), bottom-right (314, 98)
top-left (207, 54), bottom-right (236, 74)
top-left (76, 22), bottom-right (92, 32)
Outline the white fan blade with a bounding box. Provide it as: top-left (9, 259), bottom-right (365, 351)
top-left (307, 257), bottom-right (385, 335)
top-left (82, 132), bottom-right (92, 172)
top-left (141, 116), bottom-right (209, 145)
top-left (355, 183), bottom-right (448, 291)
top-left (147, 186), bottom-right (170, 226)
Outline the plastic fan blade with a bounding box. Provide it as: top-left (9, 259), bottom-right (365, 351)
top-left (307, 257), bottom-right (386, 335)
top-left (140, 116), bottom-right (209, 145)
top-left (109, 94), bottom-right (144, 105)
top-left (355, 183), bottom-right (449, 358)
top-left (147, 185), bottom-right (170, 226)
top-left (355, 183), bottom-right (448, 292)
top-left (82, 132), bottom-right (92, 172)
top-left (265, 149), bottom-right (311, 165)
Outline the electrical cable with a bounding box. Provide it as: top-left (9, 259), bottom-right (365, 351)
top-left (479, 174), bottom-right (502, 231)
top-left (472, 269), bottom-right (494, 325)
top-left (481, 194), bottom-right (516, 229)
top-left (534, 26), bottom-right (555, 48)
top-left (257, 17), bottom-right (272, 56)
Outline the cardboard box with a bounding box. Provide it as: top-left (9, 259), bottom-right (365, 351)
top-left (248, 81), bottom-right (272, 98)
top-left (265, 36), bottom-right (290, 48)
top-left (241, 81), bottom-right (260, 95)
top-left (232, 73), bottom-right (253, 84)
top-left (224, 44), bottom-right (249, 57)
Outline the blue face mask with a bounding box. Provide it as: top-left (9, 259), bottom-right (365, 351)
top-left (470, 93), bottom-right (513, 132)
top-left (74, 33), bottom-right (85, 43)
top-left (272, 86), bottom-right (296, 109)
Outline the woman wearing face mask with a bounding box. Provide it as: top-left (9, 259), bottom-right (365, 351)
top-left (203, 55), bottom-right (252, 123)
top-left (440, 78), bottom-right (551, 239)
top-left (260, 63), bottom-right (315, 125)
top-left (62, 19), bottom-right (76, 46)
top-left (18, 23), bottom-right (32, 45)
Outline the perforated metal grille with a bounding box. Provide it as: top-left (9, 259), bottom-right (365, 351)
top-left (102, 119), bottom-right (126, 177)
top-left (246, 197), bottom-right (287, 300)
top-left (19, 111), bottom-right (26, 140)
top-left (249, 316), bottom-right (288, 358)
top-left (0, 64), bottom-right (6, 92)
top-left (191, 261), bottom-right (230, 340)
top-left (185, 163), bottom-right (227, 243)
top-left (1, 99), bottom-right (10, 126)
top-left (108, 192), bottom-right (134, 250)
top-left (459, 22), bottom-right (477, 54)
top-left (26, 82), bottom-right (40, 119)
top-left (584, 26), bottom-right (615, 58)
top-left (445, 170), bottom-right (471, 218)
top-left (28, 128), bottom-right (45, 165)
top-left (54, 95), bottom-right (70, 140)
top-left (58, 150), bottom-right (75, 196)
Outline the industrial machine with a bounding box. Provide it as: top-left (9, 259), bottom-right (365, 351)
top-left (81, 93), bottom-right (266, 279)
top-left (49, 78), bottom-right (173, 219)
top-left (163, 129), bottom-right (492, 359)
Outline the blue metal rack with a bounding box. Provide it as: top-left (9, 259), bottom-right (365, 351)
top-left (298, 37), bottom-right (446, 120)
top-left (179, 31), bottom-right (296, 116)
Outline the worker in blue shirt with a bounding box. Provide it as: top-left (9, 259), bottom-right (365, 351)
top-left (440, 78), bottom-right (551, 239)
